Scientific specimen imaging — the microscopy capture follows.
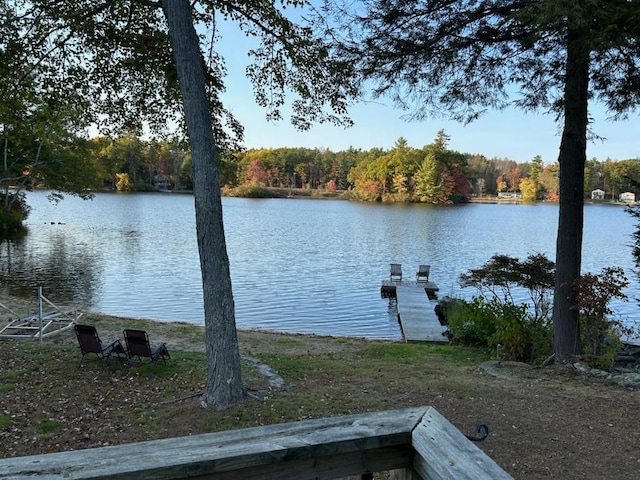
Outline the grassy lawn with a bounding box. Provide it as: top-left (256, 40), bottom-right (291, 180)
top-left (1, 318), bottom-right (640, 479)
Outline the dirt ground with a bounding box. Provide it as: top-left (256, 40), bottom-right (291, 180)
top-left (1, 301), bottom-right (640, 479)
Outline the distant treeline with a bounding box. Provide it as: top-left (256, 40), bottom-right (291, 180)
top-left (86, 130), bottom-right (640, 203)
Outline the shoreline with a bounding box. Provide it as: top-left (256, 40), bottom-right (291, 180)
top-left (0, 292), bottom-right (402, 344)
top-left (0, 298), bottom-right (388, 356)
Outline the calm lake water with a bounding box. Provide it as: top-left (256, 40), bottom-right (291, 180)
top-left (1, 191), bottom-right (638, 339)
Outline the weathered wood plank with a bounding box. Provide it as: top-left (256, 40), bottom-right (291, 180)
top-left (395, 287), bottom-right (448, 343)
top-left (0, 407), bottom-right (426, 480)
top-left (381, 280), bottom-right (439, 296)
top-left (0, 407), bottom-right (511, 480)
top-left (202, 444), bottom-right (415, 480)
top-left (412, 407), bottom-right (513, 480)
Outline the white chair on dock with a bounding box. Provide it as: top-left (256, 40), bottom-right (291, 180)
top-left (390, 263), bottom-right (403, 282)
top-left (416, 264), bottom-right (430, 283)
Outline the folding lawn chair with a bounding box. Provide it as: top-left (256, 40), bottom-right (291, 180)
top-left (123, 328), bottom-right (170, 373)
top-left (74, 324), bottom-right (125, 368)
top-left (390, 263), bottom-right (403, 281)
top-left (416, 264), bottom-right (431, 283)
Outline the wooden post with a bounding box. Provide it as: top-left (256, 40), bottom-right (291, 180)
top-left (37, 286), bottom-right (43, 344)
top-left (412, 407), bottom-right (513, 479)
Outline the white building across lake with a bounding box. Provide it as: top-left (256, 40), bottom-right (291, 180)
top-left (619, 191), bottom-right (636, 203)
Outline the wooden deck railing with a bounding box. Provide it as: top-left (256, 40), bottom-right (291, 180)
top-left (0, 406), bottom-right (512, 479)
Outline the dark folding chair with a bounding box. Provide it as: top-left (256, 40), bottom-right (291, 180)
top-left (74, 324), bottom-right (125, 368)
top-left (416, 264), bottom-right (431, 283)
top-left (390, 263), bottom-right (403, 281)
top-left (123, 329), bottom-right (170, 372)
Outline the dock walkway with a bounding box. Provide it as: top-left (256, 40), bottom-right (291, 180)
top-left (394, 286), bottom-right (448, 343)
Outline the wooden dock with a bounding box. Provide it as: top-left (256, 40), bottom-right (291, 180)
top-left (381, 280), bottom-right (439, 299)
top-left (384, 283), bottom-right (448, 343)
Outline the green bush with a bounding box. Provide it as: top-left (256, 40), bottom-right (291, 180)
top-left (490, 302), bottom-right (552, 362)
top-left (445, 296), bottom-right (498, 347)
top-left (225, 184), bottom-right (278, 198)
top-left (453, 254), bottom-right (628, 367)
top-left (131, 181), bottom-right (156, 192)
top-left (446, 296), bottom-right (552, 363)
top-left (451, 253), bottom-right (555, 363)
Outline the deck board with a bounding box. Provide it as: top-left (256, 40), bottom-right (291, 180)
top-left (381, 280), bottom-right (439, 296)
top-left (395, 286), bottom-right (448, 343)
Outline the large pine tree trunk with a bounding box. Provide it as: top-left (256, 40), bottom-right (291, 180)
top-left (553, 28), bottom-right (590, 362)
top-left (161, 0), bottom-right (245, 407)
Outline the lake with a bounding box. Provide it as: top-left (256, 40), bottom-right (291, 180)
top-left (1, 191), bottom-right (638, 339)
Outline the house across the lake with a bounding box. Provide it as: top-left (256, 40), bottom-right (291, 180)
top-left (619, 191), bottom-right (636, 203)
top-left (497, 191), bottom-right (522, 199)
top-left (591, 189), bottom-right (605, 200)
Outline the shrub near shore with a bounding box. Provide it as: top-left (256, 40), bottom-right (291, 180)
top-left (445, 253), bottom-right (631, 370)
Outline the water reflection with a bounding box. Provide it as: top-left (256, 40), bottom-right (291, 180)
top-left (0, 226), bottom-right (101, 305)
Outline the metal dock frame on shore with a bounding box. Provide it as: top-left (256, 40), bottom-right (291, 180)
top-left (0, 287), bottom-right (80, 341)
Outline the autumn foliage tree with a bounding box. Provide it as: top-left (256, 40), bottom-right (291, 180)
top-left (244, 159), bottom-right (271, 186)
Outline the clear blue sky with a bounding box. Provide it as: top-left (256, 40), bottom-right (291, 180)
top-left (223, 89), bottom-right (639, 165)
top-left (216, 17), bottom-right (639, 165)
